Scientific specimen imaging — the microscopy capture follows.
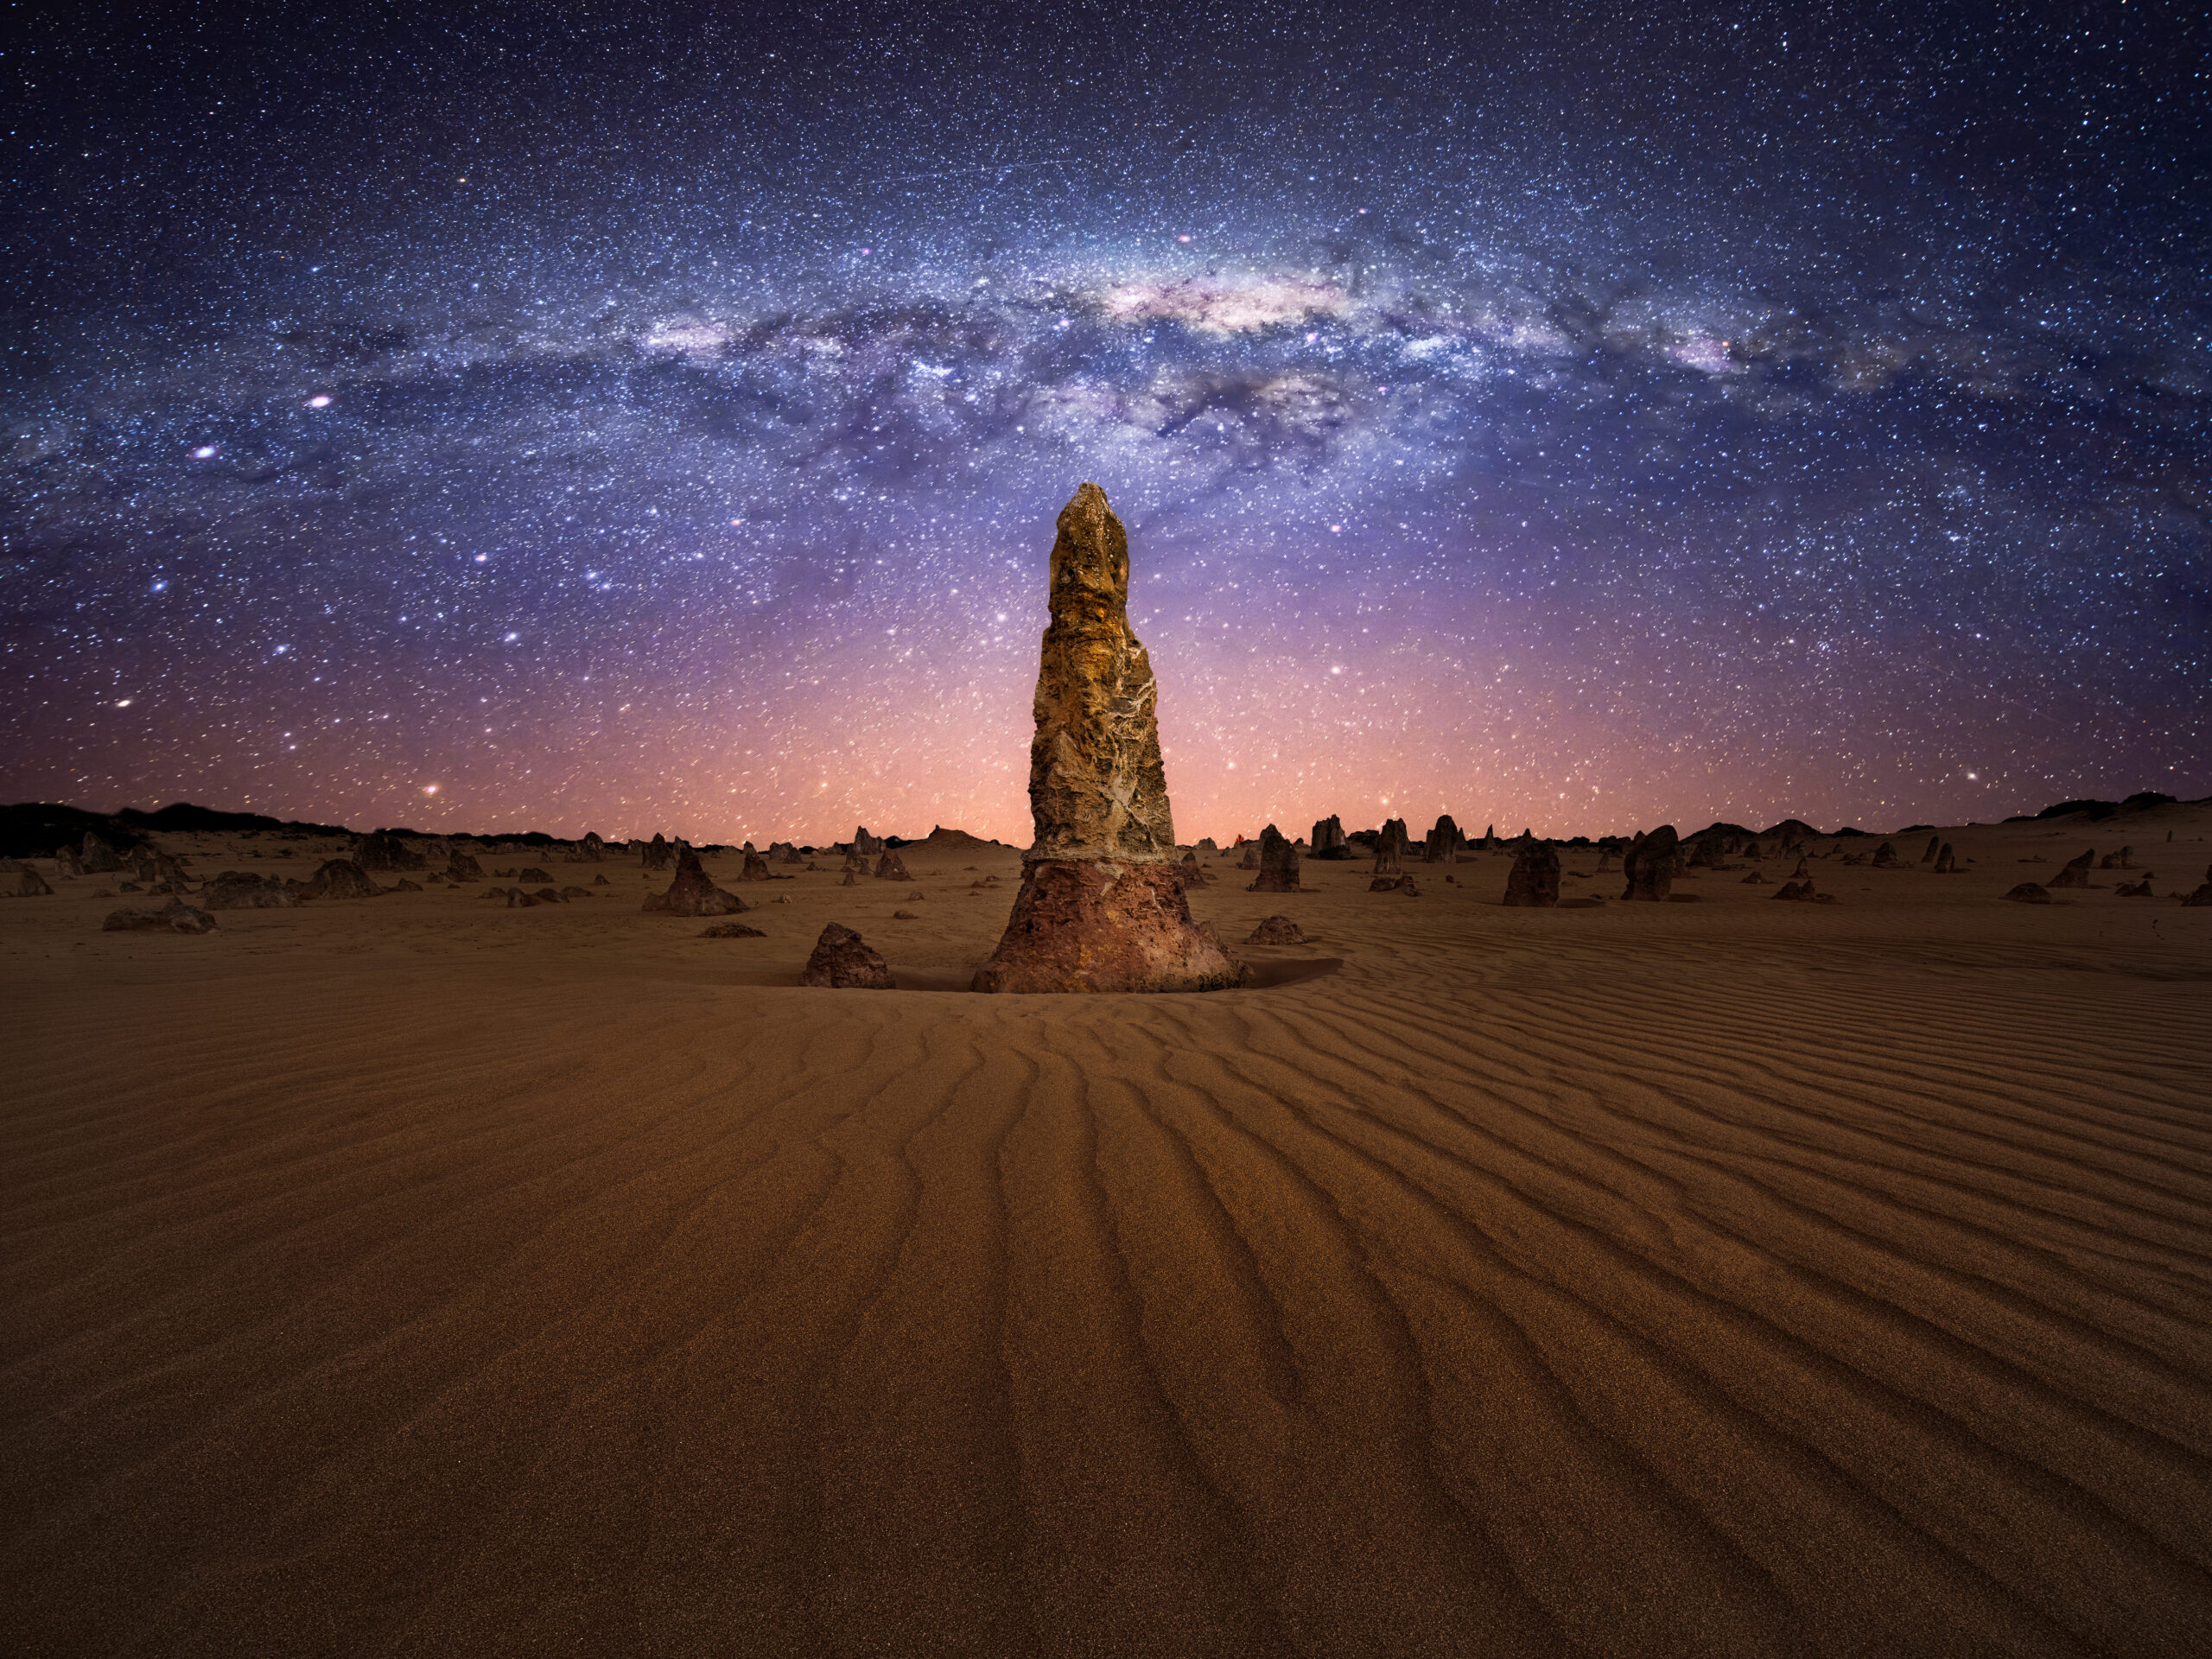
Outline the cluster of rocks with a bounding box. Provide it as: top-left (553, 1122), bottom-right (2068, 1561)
top-left (1307, 816), bottom-right (1352, 859)
top-left (103, 898), bottom-right (218, 933)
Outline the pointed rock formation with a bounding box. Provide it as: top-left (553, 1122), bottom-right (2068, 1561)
top-left (14, 867), bottom-right (54, 896)
top-left (1246, 824), bottom-right (1300, 893)
top-left (1309, 814), bottom-right (1351, 859)
top-left (740, 847), bottom-right (772, 881)
top-left (769, 840), bottom-right (803, 864)
top-left (1178, 849), bottom-right (1211, 888)
top-left (1935, 842), bottom-right (1959, 874)
top-left (2099, 846), bottom-right (2133, 869)
top-left (642, 847), bottom-right (747, 916)
top-left (972, 483), bottom-right (1244, 993)
top-left (801, 922), bottom-right (894, 988)
top-left (1372, 817), bottom-right (1409, 875)
top-left (1922, 835), bottom-right (1942, 863)
top-left (2050, 849), bottom-right (2094, 888)
top-left (54, 846), bottom-right (84, 877)
top-left (2005, 882), bottom-right (2054, 904)
top-left (1424, 815), bottom-right (1463, 864)
top-left (850, 827), bottom-right (884, 857)
top-left (2180, 864), bottom-right (2212, 908)
top-left (447, 849), bottom-right (485, 881)
top-left (642, 834), bottom-right (674, 871)
top-left (1502, 839), bottom-right (1561, 907)
top-left (1622, 826), bottom-right (1680, 901)
top-left (81, 834), bottom-right (124, 874)
top-left (874, 849), bottom-right (912, 882)
top-left (578, 831), bottom-right (607, 861)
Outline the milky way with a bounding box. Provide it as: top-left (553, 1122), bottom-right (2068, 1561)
top-left (6, 3), bottom-right (2206, 842)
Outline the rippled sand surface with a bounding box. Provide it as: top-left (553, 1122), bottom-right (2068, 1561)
top-left (7, 811), bottom-right (2212, 1656)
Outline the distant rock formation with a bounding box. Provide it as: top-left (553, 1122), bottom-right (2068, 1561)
top-left (203, 871), bottom-right (299, 909)
top-left (1237, 842), bottom-right (1260, 870)
top-left (1790, 856), bottom-right (1811, 880)
top-left (1308, 815), bottom-right (1351, 859)
top-left (769, 840), bottom-right (803, 864)
top-left (446, 849), bottom-right (485, 881)
top-left (2114, 874), bottom-right (2155, 898)
top-left (54, 846), bottom-right (84, 877)
top-left (516, 866), bottom-right (552, 885)
top-left (1622, 826), bottom-right (1680, 901)
top-left (1922, 835), bottom-right (1942, 863)
top-left (850, 827), bottom-right (884, 857)
top-left (1502, 839), bottom-right (1560, 907)
top-left (297, 859), bottom-right (383, 899)
top-left (924, 826), bottom-right (993, 852)
top-left (972, 483), bottom-right (1244, 993)
top-left (1370, 874), bottom-right (1420, 895)
top-left (1424, 814), bottom-right (1462, 864)
top-left (1772, 880), bottom-right (1834, 904)
top-left (701, 920), bottom-right (766, 938)
top-left (2049, 849), bottom-right (2094, 889)
top-left (801, 922), bottom-right (894, 988)
top-left (1871, 840), bottom-right (1898, 868)
top-left (13, 867), bottom-right (54, 896)
top-left (2099, 846), bottom-right (2133, 869)
top-left (2005, 882), bottom-right (2054, 904)
top-left (577, 832), bottom-right (607, 861)
top-left (2181, 864), bottom-right (2212, 907)
top-left (1370, 817), bottom-right (1408, 875)
top-left (356, 830), bottom-right (427, 871)
top-left (642, 834), bottom-right (674, 870)
top-left (740, 848), bottom-right (772, 881)
top-left (642, 847), bottom-right (747, 916)
top-left (874, 849), bottom-right (912, 882)
top-left (1196, 837), bottom-right (1219, 856)
top-left (1247, 824), bottom-right (1300, 893)
top-left (80, 833), bottom-right (124, 874)
top-left (103, 898), bottom-right (217, 933)
top-left (1178, 849), bottom-right (1211, 888)
top-left (1935, 842), bottom-right (1959, 874)
top-left (1246, 916), bottom-right (1306, 944)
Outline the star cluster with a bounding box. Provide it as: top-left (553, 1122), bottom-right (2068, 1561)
top-left (4, 2), bottom-right (2205, 842)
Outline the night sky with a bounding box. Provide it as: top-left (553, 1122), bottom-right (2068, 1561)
top-left (6, 2), bottom-right (2206, 845)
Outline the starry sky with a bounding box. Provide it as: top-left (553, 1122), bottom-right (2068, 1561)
top-left (5, 1), bottom-right (2207, 844)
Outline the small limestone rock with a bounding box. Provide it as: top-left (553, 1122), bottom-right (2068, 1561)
top-left (1935, 842), bottom-right (1959, 874)
top-left (893, 909), bottom-right (919, 919)
top-left (103, 899), bottom-right (216, 934)
top-left (801, 922), bottom-right (894, 988)
top-left (1370, 874), bottom-right (1420, 895)
top-left (1871, 840), bottom-right (1898, 868)
top-left (2049, 849), bottom-right (2094, 888)
top-left (643, 848), bottom-right (747, 916)
top-left (297, 859), bottom-right (384, 900)
top-left (874, 849), bottom-right (912, 882)
top-left (2004, 882), bottom-right (2054, 904)
top-left (2179, 864), bottom-right (2212, 907)
top-left (13, 867), bottom-right (54, 896)
top-left (203, 872), bottom-right (299, 909)
top-left (81, 834), bottom-right (124, 874)
top-left (1245, 916), bottom-right (1306, 944)
top-left (357, 830), bottom-right (428, 872)
top-left (517, 867), bottom-right (552, 885)
top-left (593, 873), bottom-right (609, 886)
top-left (447, 849), bottom-right (485, 880)
top-left (740, 848), bottom-right (772, 881)
top-left (700, 921), bottom-right (766, 938)
top-left (641, 834), bottom-right (675, 871)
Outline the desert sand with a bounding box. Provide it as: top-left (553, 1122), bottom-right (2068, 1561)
top-left (6, 805), bottom-right (2212, 1656)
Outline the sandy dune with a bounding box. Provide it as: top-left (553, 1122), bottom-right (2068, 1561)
top-left (6, 808), bottom-right (2212, 1656)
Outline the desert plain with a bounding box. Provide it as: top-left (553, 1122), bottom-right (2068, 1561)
top-left (5, 804), bottom-right (2212, 1656)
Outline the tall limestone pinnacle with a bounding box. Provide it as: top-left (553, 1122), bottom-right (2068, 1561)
top-left (974, 482), bottom-right (1245, 994)
top-left (1027, 481), bottom-right (1177, 861)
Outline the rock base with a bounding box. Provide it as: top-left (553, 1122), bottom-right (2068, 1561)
top-left (973, 859), bottom-right (1247, 994)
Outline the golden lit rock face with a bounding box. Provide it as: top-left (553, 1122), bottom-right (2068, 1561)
top-left (974, 482), bottom-right (1242, 993)
top-left (1027, 482), bottom-right (1177, 863)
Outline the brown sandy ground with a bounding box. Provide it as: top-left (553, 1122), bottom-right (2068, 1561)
top-left (3, 808), bottom-right (2211, 1656)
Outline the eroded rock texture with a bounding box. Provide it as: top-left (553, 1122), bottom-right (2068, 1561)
top-left (1372, 817), bottom-right (1409, 875)
top-left (1622, 826), bottom-right (1680, 901)
top-left (1247, 824), bottom-right (1300, 893)
top-left (1424, 815), bottom-right (1462, 864)
top-left (642, 848), bottom-right (747, 916)
top-left (1309, 815), bottom-right (1351, 859)
top-left (2050, 849), bottom-right (2094, 888)
top-left (1503, 839), bottom-right (1561, 907)
top-left (642, 834), bottom-right (674, 871)
top-left (801, 922), bottom-right (894, 988)
top-left (874, 849), bottom-right (912, 883)
top-left (974, 483), bottom-right (1244, 993)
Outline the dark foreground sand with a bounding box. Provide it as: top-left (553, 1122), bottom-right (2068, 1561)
top-left (6, 808), bottom-right (2212, 1656)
